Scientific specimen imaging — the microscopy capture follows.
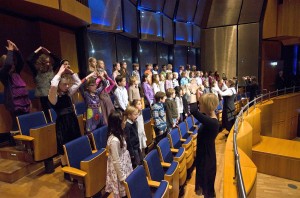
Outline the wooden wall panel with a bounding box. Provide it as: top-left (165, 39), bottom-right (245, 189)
top-left (237, 121), bottom-right (253, 158)
top-left (59, 31), bottom-right (79, 73)
top-left (59, 0), bottom-right (91, 24)
top-left (263, 0), bottom-right (277, 39)
top-left (277, 0), bottom-right (300, 37)
top-left (25, 0), bottom-right (59, 9)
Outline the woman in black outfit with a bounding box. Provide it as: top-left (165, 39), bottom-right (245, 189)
top-left (215, 79), bottom-right (237, 134)
top-left (190, 93), bottom-right (219, 198)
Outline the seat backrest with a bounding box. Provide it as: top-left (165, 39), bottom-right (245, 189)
top-left (48, 108), bottom-right (57, 123)
top-left (144, 149), bottom-right (165, 182)
top-left (64, 136), bottom-right (92, 169)
top-left (125, 166), bottom-right (152, 198)
top-left (142, 108), bottom-right (151, 123)
top-left (17, 111), bottom-right (47, 136)
top-left (157, 138), bottom-right (173, 163)
top-left (178, 122), bottom-right (189, 138)
top-left (185, 117), bottom-right (193, 129)
top-left (169, 128), bottom-right (182, 149)
top-left (92, 125), bottom-right (108, 150)
top-left (75, 101), bottom-right (86, 116)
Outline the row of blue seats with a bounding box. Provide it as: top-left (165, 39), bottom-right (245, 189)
top-left (63, 116), bottom-right (201, 198)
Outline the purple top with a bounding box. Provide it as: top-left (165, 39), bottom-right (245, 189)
top-left (142, 82), bottom-right (154, 105)
top-left (0, 50), bottom-right (30, 113)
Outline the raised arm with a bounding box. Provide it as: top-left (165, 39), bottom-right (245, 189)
top-left (0, 41), bottom-right (14, 77)
top-left (26, 47), bottom-right (42, 77)
top-left (10, 41), bottom-right (24, 74)
top-left (48, 65), bottom-right (66, 105)
top-left (104, 74), bottom-right (116, 93)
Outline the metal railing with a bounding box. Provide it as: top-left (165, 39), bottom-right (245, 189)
top-left (233, 86), bottom-right (300, 198)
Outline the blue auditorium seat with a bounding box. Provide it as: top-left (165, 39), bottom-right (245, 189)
top-left (91, 125), bottom-right (108, 150)
top-left (142, 107), bottom-right (151, 122)
top-left (143, 149), bottom-right (179, 198)
top-left (48, 108), bottom-right (57, 123)
top-left (168, 128), bottom-right (194, 169)
top-left (156, 138), bottom-right (187, 186)
top-left (74, 101), bottom-right (86, 116)
top-left (14, 111), bottom-right (57, 162)
top-left (124, 165), bottom-right (169, 198)
top-left (63, 135), bottom-right (107, 197)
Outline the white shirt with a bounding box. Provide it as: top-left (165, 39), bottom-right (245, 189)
top-left (114, 86), bottom-right (129, 110)
top-left (152, 82), bottom-right (160, 94)
top-left (196, 77), bottom-right (202, 86)
top-left (175, 96), bottom-right (183, 116)
top-left (159, 81), bottom-right (165, 93)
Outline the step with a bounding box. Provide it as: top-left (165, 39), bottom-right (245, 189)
top-left (0, 146), bottom-right (33, 162)
top-left (0, 158), bottom-right (43, 183)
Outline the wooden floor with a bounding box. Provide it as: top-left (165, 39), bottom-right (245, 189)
top-left (0, 132), bottom-right (300, 198)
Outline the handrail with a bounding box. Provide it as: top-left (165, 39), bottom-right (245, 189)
top-left (233, 86), bottom-right (300, 197)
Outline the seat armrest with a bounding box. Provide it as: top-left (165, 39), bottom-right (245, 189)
top-left (14, 135), bottom-right (34, 141)
top-left (180, 138), bottom-right (186, 142)
top-left (187, 131), bottom-right (193, 134)
top-left (62, 166), bottom-right (87, 177)
top-left (171, 148), bottom-right (179, 153)
top-left (161, 162), bottom-right (171, 168)
top-left (148, 180), bottom-right (172, 190)
top-left (92, 149), bottom-right (97, 154)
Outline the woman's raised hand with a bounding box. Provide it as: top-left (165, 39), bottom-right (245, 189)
top-left (6, 40), bottom-right (14, 51)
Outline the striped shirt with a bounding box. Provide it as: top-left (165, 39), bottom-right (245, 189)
top-left (151, 102), bottom-right (167, 132)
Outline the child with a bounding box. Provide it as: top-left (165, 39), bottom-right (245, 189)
top-left (175, 86), bottom-right (184, 122)
top-left (179, 65), bottom-right (184, 76)
top-left (114, 75), bottom-right (128, 112)
top-left (180, 71), bottom-right (189, 86)
top-left (0, 40), bottom-right (31, 132)
top-left (128, 76), bottom-right (141, 103)
top-left (112, 62), bottom-right (121, 81)
top-left (165, 88), bottom-right (178, 131)
top-left (172, 72), bottom-right (179, 88)
top-left (142, 74), bottom-right (154, 107)
top-left (48, 61), bottom-right (82, 166)
top-left (182, 86), bottom-right (190, 120)
top-left (144, 63), bottom-right (153, 78)
top-left (131, 63), bottom-right (141, 85)
top-left (152, 74), bottom-right (160, 94)
top-left (106, 111), bottom-right (133, 198)
top-left (159, 73), bottom-right (166, 93)
top-left (120, 61), bottom-right (130, 88)
top-left (152, 63), bottom-right (159, 75)
top-left (123, 106), bottom-right (142, 168)
top-left (195, 71), bottom-right (203, 86)
top-left (165, 72), bottom-right (173, 90)
top-left (131, 99), bottom-right (147, 157)
top-left (81, 71), bottom-right (107, 133)
top-left (87, 57), bottom-right (97, 73)
top-left (189, 78), bottom-right (199, 111)
top-left (166, 64), bottom-right (173, 73)
top-left (27, 46), bottom-right (60, 122)
top-left (151, 91), bottom-right (167, 142)
top-left (96, 69), bottom-right (116, 125)
top-left (160, 64), bottom-right (167, 77)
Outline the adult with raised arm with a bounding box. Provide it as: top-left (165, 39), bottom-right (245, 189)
top-left (214, 79), bottom-right (237, 135)
top-left (0, 40), bottom-right (30, 132)
top-left (27, 46), bottom-right (61, 122)
top-left (190, 93), bottom-right (219, 198)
